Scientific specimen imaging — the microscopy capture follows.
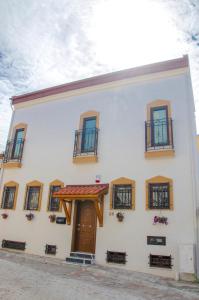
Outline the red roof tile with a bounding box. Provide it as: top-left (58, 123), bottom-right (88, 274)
top-left (53, 184), bottom-right (109, 197)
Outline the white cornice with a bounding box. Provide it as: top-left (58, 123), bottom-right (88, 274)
top-left (14, 67), bottom-right (188, 110)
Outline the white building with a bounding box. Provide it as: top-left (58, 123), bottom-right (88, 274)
top-left (0, 55), bottom-right (198, 280)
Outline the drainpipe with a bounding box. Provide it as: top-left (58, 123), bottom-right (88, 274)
top-left (0, 98), bottom-right (15, 192)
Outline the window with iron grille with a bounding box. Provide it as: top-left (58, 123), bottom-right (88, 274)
top-left (150, 106), bottom-right (169, 147)
top-left (25, 186), bottom-right (40, 210)
top-left (12, 128), bottom-right (25, 159)
top-left (149, 254), bottom-right (172, 269)
top-left (48, 186), bottom-right (61, 211)
top-left (112, 184), bottom-right (132, 209)
top-left (1, 186), bottom-right (16, 209)
top-left (149, 183), bottom-right (170, 209)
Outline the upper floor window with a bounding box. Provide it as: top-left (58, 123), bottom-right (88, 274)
top-left (12, 128), bottom-right (25, 159)
top-left (73, 111), bottom-right (99, 163)
top-left (145, 100), bottom-right (174, 157)
top-left (3, 123), bottom-right (27, 165)
top-left (150, 106), bottom-right (169, 147)
top-left (24, 181), bottom-right (43, 211)
top-left (110, 177), bottom-right (135, 210)
top-left (47, 180), bottom-right (64, 212)
top-left (81, 117), bottom-right (97, 153)
top-left (1, 181), bottom-right (18, 210)
top-left (146, 176), bottom-right (173, 210)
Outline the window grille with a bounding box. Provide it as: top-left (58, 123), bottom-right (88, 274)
top-left (1, 187), bottom-right (16, 209)
top-left (149, 254), bottom-right (172, 268)
top-left (25, 186), bottom-right (40, 210)
top-left (48, 186), bottom-right (61, 211)
top-left (149, 183), bottom-right (170, 209)
top-left (112, 185), bottom-right (132, 209)
top-left (106, 251), bottom-right (126, 264)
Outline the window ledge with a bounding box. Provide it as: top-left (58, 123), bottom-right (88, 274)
top-left (145, 149), bottom-right (175, 158)
top-left (3, 162), bottom-right (22, 168)
top-left (73, 155), bottom-right (98, 163)
top-left (146, 208), bottom-right (173, 211)
top-left (0, 208), bottom-right (15, 211)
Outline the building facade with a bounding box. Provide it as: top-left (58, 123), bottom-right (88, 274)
top-left (0, 55), bottom-right (198, 280)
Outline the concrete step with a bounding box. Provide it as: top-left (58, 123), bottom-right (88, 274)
top-left (70, 252), bottom-right (95, 260)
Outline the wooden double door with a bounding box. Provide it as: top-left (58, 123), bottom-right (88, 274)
top-left (73, 200), bottom-right (97, 253)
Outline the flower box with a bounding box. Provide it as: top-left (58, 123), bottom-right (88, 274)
top-left (49, 214), bottom-right (56, 223)
top-left (116, 212), bottom-right (124, 222)
top-left (1, 213), bottom-right (8, 219)
top-left (26, 213), bottom-right (34, 221)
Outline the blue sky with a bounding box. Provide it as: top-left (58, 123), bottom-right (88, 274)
top-left (0, 0), bottom-right (199, 150)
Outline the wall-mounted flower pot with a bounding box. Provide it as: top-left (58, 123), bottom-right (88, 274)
top-left (1, 213), bottom-right (8, 219)
top-left (153, 216), bottom-right (168, 225)
top-left (49, 214), bottom-right (56, 223)
top-left (116, 212), bottom-right (124, 222)
top-left (26, 213), bottom-right (34, 221)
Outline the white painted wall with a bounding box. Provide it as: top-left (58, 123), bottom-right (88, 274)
top-left (0, 68), bottom-right (198, 279)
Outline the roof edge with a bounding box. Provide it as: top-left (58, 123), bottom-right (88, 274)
top-left (12, 55), bottom-right (189, 105)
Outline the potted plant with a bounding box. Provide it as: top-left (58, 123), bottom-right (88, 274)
top-left (1, 213), bottom-right (8, 219)
top-left (49, 214), bottom-right (56, 223)
top-left (116, 212), bottom-right (124, 222)
top-left (153, 216), bottom-right (168, 225)
top-left (26, 212), bottom-right (34, 221)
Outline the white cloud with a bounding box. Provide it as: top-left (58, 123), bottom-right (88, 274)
top-left (0, 0), bottom-right (199, 151)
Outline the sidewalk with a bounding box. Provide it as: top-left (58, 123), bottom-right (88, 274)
top-left (0, 250), bottom-right (198, 300)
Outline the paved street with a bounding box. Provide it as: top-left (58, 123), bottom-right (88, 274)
top-left (0, 250), bottom-right (199, 300)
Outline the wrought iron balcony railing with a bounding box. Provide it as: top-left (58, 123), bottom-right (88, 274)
top-left (145, 118), bottom-right (174, 151)
top-left (73, 128), bottom-right (99, 157)
top-left (3, 138), bottom-right (25, 163)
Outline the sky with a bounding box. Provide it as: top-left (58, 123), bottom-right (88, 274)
top-left (0, 0), bottom-right (199, 150)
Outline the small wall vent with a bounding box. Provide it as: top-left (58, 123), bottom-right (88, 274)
top-left (45, 244), bottom-right (57, 255)
top-left (2, 239), bottom-right (26, 251)
top-left (149, 254), bottom-right (172, 268)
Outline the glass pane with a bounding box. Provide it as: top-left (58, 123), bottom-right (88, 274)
top-left (27, 187), bottom-right (40, 210)
top-left (84, 118), bottom-right (96, 129)
top-left (12, 129), bottom-right (24, 159)
top-left (81, 118), bottom-right (96, 152)
top-left (149, 184), bottom-right (169, 209)
top-left (153, 109), bottom-right (167, 121)
top-left (3, 187), bottom-right (15, 209)
top-left (113, 185), bottom-right (132, 209)
top-left (49, 186), bottom-right (60, 211)
top-left (152, 108), bottom-right (168, 146)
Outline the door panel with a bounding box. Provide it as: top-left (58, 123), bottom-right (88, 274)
top-left (74, 201), bottom-right (96, 253)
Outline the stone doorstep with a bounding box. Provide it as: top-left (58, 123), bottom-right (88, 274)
top-left (70, 252), bottom-right (95, 259)
top-left (66, 252), bottom-right (95, 265)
